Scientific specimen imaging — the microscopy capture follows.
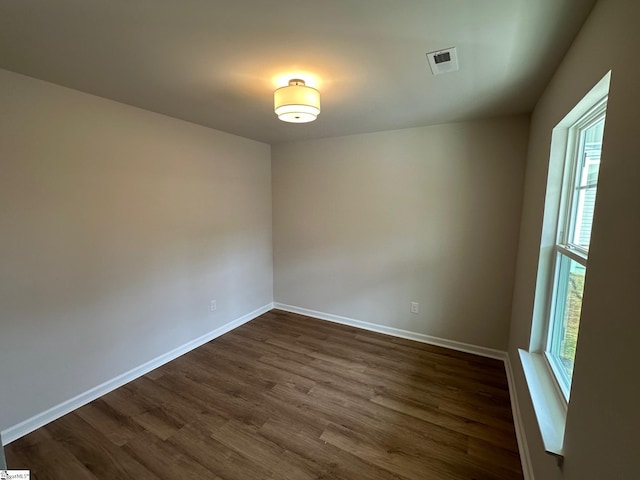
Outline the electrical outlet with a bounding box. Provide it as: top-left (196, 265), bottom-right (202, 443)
top-left (210, 300), bottom-right (217, 312)
top-left (410, 302), bottom-right (419, 314)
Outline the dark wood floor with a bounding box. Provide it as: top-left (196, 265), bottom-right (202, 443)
top-left (6, 310), bottom-right (523, 479)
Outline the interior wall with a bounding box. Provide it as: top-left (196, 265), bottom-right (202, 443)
top-left (507, 0), bottom-right (639, 477)
top-left (273, 116), bottom-right (529, 350)
top-left (0, 69), bottom-right (273, 433)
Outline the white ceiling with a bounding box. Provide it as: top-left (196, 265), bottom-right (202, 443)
top-left (0, 0), bottom-right (596, 144)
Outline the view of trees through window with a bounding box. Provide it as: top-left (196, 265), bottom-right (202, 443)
top-left (558, 262), bottom-right (585, 380)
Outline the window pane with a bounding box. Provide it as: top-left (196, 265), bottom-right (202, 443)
top-left (548, 254), bottom-right (586, 385)
top-left (569, 117), bottom-right (604, 248)
top-left (572, 186), bottom-right (598, 247)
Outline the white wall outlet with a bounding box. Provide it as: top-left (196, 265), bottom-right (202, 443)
top-left (210, 300), bottom-right (217, 312)
top-left (410, 302), bottom-right (419, 314)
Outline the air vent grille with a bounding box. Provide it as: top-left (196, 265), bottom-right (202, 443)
top-left (426, 47), bottom-right (459, 75)
top-left (433, 52), bottom-right (451, 64)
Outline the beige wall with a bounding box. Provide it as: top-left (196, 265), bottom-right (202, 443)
top-left (0, 69), bottom-right (273, 432)
top-left (508, 0), bottom-right (640, 477)
top-left (273, 117), bottom-right (529, 350)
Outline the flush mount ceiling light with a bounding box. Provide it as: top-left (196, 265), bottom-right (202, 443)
top-left (274, 79), bottom-right (320, 123)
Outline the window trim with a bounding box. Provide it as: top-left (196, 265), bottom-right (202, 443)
top-left (543, 100), bottom-right (606, 400)
top-left (520, 71), bottom-right (611, 458)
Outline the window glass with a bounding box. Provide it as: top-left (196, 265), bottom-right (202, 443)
top-left (568, 117), bottom-right (605, 249)
top-left (548, 255), bottom-right (586, 384)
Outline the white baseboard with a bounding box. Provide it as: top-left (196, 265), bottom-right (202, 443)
top-left (273, 303), bottom-right (506, 360)
top-left (1, 302), bottom-right (274, 446)
top-left (505, 354), bottom-right (535, 480)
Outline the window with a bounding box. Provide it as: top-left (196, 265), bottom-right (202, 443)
top-left (545, 100), bottom-right (606, 399)
top-left (520, 72), bottom-right (610, 457)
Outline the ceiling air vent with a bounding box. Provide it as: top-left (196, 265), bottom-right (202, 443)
top-left (426, 47), bottom-right (459, 75)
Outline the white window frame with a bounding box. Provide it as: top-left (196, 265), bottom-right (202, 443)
top-left (544, 99), bottom-right (607, 400)
top-left (519, 71), bottom-right (610, 458)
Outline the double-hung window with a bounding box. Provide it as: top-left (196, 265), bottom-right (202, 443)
top-left (545, 99), bottom-right (607, 399)
top-left (520, 73), bottom-right (610, 457)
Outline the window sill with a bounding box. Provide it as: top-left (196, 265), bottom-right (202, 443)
top-left (518, 349), bottom-right (567, 458)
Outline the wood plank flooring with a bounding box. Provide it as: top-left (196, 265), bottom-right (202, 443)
top-left (6, 310), bottom-right (523, 479)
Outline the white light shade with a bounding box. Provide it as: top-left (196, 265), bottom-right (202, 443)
top-left (274, 79), bottom-right (320, 123)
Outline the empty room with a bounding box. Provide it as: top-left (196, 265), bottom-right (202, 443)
top-left (1, 0), bottom-right (638, 479)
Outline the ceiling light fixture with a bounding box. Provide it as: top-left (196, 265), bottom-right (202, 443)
top-left (274, 79), bottom-right (320, 123)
